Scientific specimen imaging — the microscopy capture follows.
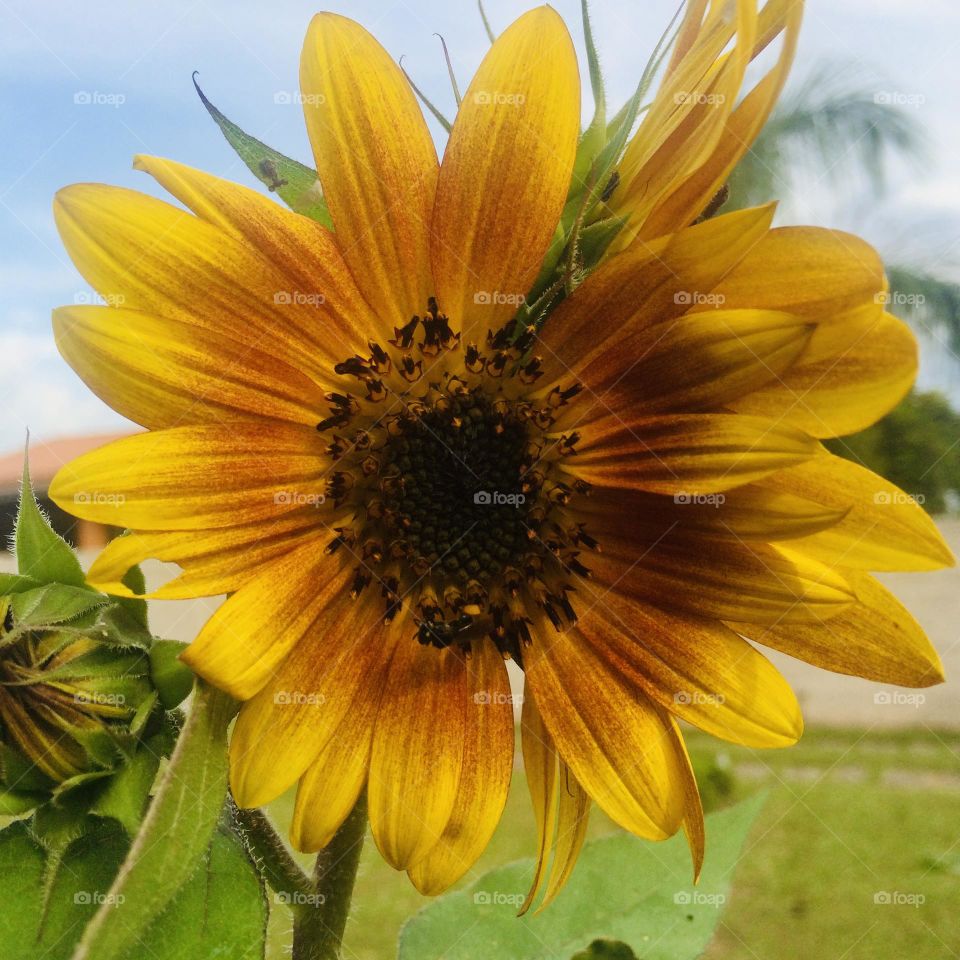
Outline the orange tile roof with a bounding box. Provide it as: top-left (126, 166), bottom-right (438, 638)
top-left (0, 433), bottom-right (134, 496)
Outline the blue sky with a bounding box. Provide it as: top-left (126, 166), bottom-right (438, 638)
top-left (2, 0), bottom-right (959, 453)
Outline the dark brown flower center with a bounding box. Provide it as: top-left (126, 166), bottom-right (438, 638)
top-left (317, 302), bottom-right (599, 661)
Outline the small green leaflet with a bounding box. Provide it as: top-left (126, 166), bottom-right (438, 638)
top-left (15, 450), bottom-right (88, 590)
top-left (193, 73), bottom-right (333, 228)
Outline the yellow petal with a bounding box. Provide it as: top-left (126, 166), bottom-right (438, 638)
top-left (732, 310), bottom-right (918, 438)
top-left (733, 570), bottom-right (945, 687)
top-left (53, 184), bottom-right (345, 380)
top-left (87, 514), bottom-right (328, 600)
top-left (662, 712), bottom-right (705, 881)
top-left (300, 13), bottom-right (437, 326)
top-left (575, 584), bottom-right (803, 747)
top-left (524, 623), bottom-right (685, 841)
top-left (54, 304), bottom-right (326, 428)
top-left (564, 413), bottom-right (819, 495)
top-left (537, 760), bottom-right (591, 913)
top-left (49, 425), bottom-right (328, 530)
top-left (229, 593), bottom-right (394, 807)
top-left (577, 485), bottom-right (847, 544)
top-left (701, 227), bottom-right (885, 319)
top-left (133, 154), bottom-right (384, 343)
top-left (756, 453), bottom-right (954, 571)
top-left (639, 0), bottom-right (803, 239)
top-left (568, 310), bottom-right (813, 419)
top-left (432, 6), bottom-right (580, 341)
top-left (291, 696), bottom-right (378, 853)
top-left (537, 204), bottom-right (775, 385)
top-left (614, 0), bottom-right (757, 235)
top-left (182, 543), bottom-right (349, 700)
top-left (368, 641), bottom-right (467, 870)
top-left (518, 690), bottom-right (559, 915)
top-left (407, 640), bottom-right (514, 894)
top-left (588, 536), bottom-right (854, 624)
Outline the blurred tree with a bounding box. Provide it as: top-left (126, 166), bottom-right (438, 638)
top-left (827, 391), bottom-right (960, 514)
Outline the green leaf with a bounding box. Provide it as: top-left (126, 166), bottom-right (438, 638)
top-left (9, 584), bottom-right (108, 630)
top-left (120, 827), bottom-right (267, 960)
top-left (149, 640), bottom-right (194, 710)
top-left (69, 681), bottom-right (237, 960)
top-left (0, 819), bottom-right (129, 960)
top-left (399, 794), bottom-right (766, 960)
top-left (193, 74), bottom-right (333, 228)
top-left (15, 452), bottom-right (87, 589)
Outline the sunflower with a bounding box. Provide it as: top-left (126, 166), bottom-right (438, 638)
top-left (49, 0), bottom-right (951, 907)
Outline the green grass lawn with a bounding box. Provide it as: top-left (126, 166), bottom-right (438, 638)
top-left (266, 727), bottom-right (960, 960)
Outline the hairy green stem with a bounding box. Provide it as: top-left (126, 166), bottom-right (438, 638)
top-left (236, 805), bottom-right (312, 898)
top-left (292, 794), bottom-right (367, 960)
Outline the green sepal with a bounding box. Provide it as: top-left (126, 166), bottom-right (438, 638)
top-left (149, 640), bottom-right (194, 710)
top-left (115, 565), bottom-right (149, 630)
top-left (91, 737), bottom-right (165, 835)
top-left (8, 584), bottom-right (108, 632)
top-left (0, 786), bottom-right (46, 816)
top-left (15, 452), bottom-right (87, 590)
top-left (0, 743), bottom-right (55, 794)
top-left (31, 801), bottom-right (102, 853)
top-left (578, 216), bottom-right (628, 270)
top-left (0, 572), bottom-right (41, 595)
top-left (193, 73), bottom-right (333, 228)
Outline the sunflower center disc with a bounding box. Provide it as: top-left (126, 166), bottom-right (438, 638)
top-left (380, 390), bottom-right (532, 580)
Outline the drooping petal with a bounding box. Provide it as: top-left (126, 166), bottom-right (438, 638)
top-left (407, 639), bottom-right (514, 894)
top-left (291, 690), bottom-right (380, 853)
top-left (754, 453), bottom-right (954, 571)
top-left (432, 6), bottom-right (581, 340)
top-left (574, 583), bottom-right (803, 747)
top-left (732, 571), bottom-right (945, 687)
top-left (181, 541), bottom-right (349, 700)
top-left (519, 687), bottom-right (559, 915)
top-left (53, 305), bottom-right (327, 428)
top-left (661, 711), bottom-right (705, 880)
top-left (300, 13), bottom-right (438, 327)
top-left (49, 425), bottom-right (328, 530)
top-left (563, 413), bottom-right (819, 495)
top-left (229, 592), bottom-right (395, 807)
top-left (368, 641), bottom-right (468, 871)
top-left (524, 622), bottom-right (686, 841)
top-left (133, 154), bottom-right (384, 342)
